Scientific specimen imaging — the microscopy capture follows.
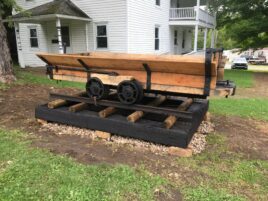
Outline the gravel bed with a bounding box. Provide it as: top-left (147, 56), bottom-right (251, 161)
top-left (40, 120), bottom-right (215, 155)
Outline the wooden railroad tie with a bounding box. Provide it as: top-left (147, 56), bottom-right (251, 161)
top-left (164, 98), bottom-right (193, 129)
top-left (69, 103), bottom-right (89, 113)
top-left (48, 91), bottom-right (86, 109)
top-left (127, 96), bottom-right (167, 123)
top-left (99, 107), bottom-right (117, 118)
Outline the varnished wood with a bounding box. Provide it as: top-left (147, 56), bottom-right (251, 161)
top-left (53, 74), bottom-right (207, 95)
top-left (37, 52), bottom-right (217, 76)
top-left (53, 69), bottom-right (217, 89)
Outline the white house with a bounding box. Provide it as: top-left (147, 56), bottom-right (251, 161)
top-left (9, 0), bottom-right (216, 67)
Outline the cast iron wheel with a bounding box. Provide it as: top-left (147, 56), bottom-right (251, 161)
top-left (86, 77), bottom-right (109, 99)
top-left (117, 80), bottom-right (143, 105)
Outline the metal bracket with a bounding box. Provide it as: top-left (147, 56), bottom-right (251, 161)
top-left (204, 48), bottom-right (213, 96)
top-left (77, 59), bottom-right (118, 79)
top-left (46, 65), bottom-right (54, 79)
top-left (143, 63), bottom-right (152, 90)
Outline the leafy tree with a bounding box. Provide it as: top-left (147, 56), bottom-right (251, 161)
top-left (0, 0), bottom-right (21, 83)
top-left (210, 0), bottom-right (268, 50)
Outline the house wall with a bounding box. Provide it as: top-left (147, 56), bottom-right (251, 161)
top-left (15, 0), bottom-right (127, 67)
top-left (44, 20), bottom-right (87, 54)
top-left (169, 26), bottom-right (193, 54)
top-left (127, 0), bottom-right (171, 54)
top-left (14, 0), bottom-right (196, 67)
top-left (74, 0), bottom-right (127, 52)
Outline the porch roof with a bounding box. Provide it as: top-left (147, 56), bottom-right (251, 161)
top-left (9, 0), bottom-right (91, 22)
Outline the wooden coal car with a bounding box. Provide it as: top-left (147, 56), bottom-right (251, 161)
top-left (37, 48), bottom-right (235, 104)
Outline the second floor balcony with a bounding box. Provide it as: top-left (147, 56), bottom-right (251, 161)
top-left (169, 7), bottom-right (216, 27)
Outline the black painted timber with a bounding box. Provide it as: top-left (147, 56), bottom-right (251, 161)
top-left (50, 93), bottom-right (193, 120)
top-left (35, 100), bottom-right (208, 148)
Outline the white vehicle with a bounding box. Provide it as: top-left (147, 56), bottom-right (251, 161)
top-left (232, 58), bottom-right (248, 70)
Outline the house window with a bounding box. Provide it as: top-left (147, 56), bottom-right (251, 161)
top-left (29, 28), bottom-right (38, 48)
top-left (61, 26), bottom-right (70, 47)
top-left (96, 25), bottom-right (108, 48)
top-left (155, 27), bottom-right (160, 50)
top-left (174, 30), bottom-right (178, 45)
top-left (182, 30), bottom-right (185, 49)
top-left (156, 0), bottom-right (160, 6)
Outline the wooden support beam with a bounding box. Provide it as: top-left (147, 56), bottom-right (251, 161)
top-left (69, 103), bottom-right (89, 113)
top-left (99, 107), bottom-right (117, 118)
top-left (48, 99), bottom-right (68, 109)
top-left (127, 96), bottom-right (166, 123)
top-left (164, 98), bottom-right (193, 129)
top-left (48, 91), bottom-right (86, 109)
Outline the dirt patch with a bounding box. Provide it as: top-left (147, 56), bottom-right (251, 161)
top-left (214, 115), bottom-right (268, 160)
top-left (1, 84), bottom-right (268, 163)
top-left (1, 81), bottom-right (268, 200)
top-left (237, 72), bottom-right (268, 98)
top-left (0, 84), bottom-right (79, 130)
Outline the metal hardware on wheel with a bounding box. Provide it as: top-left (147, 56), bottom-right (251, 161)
top-left (86, 77), bottom-right (109, 100)
top-left (117, 80), bottom-right (143, 105)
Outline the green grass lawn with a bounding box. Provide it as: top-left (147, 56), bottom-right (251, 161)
top-left (1, 129), bottom-right (268, 201)
top-left (1, 66), bottom-right (267, 200)
top-left (16, 70), bottom-right (85, 89)
top-left (0, 129), bottom-right (167, 201)
top-left (224, 70), bottom-right (254, 88)
top-left (178, 134), bottom-right (268, 201)
top-left (210, 98), bottom-right (268, 121)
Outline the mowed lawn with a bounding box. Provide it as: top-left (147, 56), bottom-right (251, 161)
top-left (210, 70), bottom-right (268, 121)
top-left (0, 67), bottom-right (268, 200)
top-left (0, 129), bottom-right (166, 201)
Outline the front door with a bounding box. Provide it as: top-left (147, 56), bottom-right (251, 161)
top-left (174, 30), bottom-right (179, 54)
top-left (49, 25), bottom-right (72, 53)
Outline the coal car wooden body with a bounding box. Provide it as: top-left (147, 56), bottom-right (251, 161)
top-left (37, 48), bottom-right (234, 104)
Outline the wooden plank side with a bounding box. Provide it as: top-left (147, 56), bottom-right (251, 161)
top-left (53, 69), bottom-right (217, 89)
top-left (53, 74), bottom-right (206, 95)
top-left (37, 52), bottom-right (217, 76)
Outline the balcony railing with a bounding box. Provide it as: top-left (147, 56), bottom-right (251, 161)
top-left (169, 7), bottom-right (216, 26)
top-left (170, 7), bottom-right (196, 20)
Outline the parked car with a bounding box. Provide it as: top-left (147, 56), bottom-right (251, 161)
top-left (240, 55), bottom-right (253, 61)
top-left (232, 58), bottom-right (248, 70)
top-left (248, 56), bottom-right (266, 65)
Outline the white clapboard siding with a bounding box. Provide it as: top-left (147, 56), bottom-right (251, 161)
top-left (14, 0), bottom-right (198, 67)
top-left (127, 0), bottom-right (171, 54)
top-left (18, 23), bottom-right (48, 67)
top-left (15, 0), bottom-right (127, 67)
top-left (73, 0), bottom-right (127, 52)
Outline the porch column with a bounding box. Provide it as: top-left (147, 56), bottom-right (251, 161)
top-left (56, 18), bottom-right (64, 54)
top-left (196, 0), bottom-right (200, 20)
top-left (203, 28), bottom-right (208, 50)
top-left (194, 0), bottom-right (200, 52)
top-left (194, 25), bottom-right (199, 52)
top-left (211, 28), bottom-right (215, 48)
top-left (85, 22), bottom-right (89, 51)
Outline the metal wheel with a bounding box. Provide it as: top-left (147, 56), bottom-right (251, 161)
top-left (86, 77), bottom-right (109, 99)
top-left (117, 80), bottom-right (143, 105)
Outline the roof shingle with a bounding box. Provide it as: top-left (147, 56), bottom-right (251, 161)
top-left (13, 0), bottom-right (90, 19)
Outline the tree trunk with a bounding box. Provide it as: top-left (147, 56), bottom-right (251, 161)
top-left (0, 16), bottom-right (16, 83)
